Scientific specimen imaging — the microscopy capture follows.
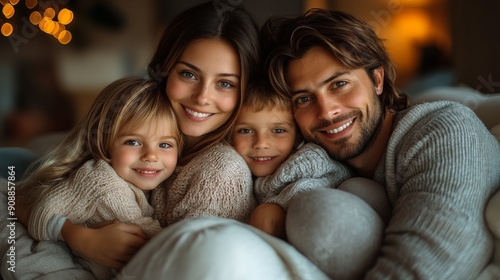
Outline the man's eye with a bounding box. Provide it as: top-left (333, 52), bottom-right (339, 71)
top-left (333, 81), bottom-right (347, 88)
top-left (296, 96), bottom-right (311, 104)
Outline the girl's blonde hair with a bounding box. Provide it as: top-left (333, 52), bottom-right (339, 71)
top-left (19, 77), bottom-right (183, 208)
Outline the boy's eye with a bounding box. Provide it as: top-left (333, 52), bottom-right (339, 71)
top-left (159, 143), bottom-right (172, 148)
top-left (273, 128), bottom-right (286, 134)
top-left (124, 140), bottom-right (140, 146)
top-left (238, 128), bottom-right (253, 134)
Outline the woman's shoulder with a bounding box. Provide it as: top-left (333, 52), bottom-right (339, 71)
top-left (186, 143), bottom-right (250, 176)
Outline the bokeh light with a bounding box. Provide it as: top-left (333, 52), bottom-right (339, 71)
top-left (29, 10), bottom-right (41, 25)
top-left (25, 0), bottom-right (37, 9)
top-left (2, 0), bottom-right (74, 44)
top-left (43, 7), bottom-right (55, 19)
top-left (2, 3), bottom-right (15, 19)
top-left (57, 30), bottom-right (71, 44)
top-left (57, 8), bottom-right (73, 25)
top-left (1, 22), bottom-right (13, 36)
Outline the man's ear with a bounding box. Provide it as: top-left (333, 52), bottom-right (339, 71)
top-left (372, 67), bottom-right (384, 95)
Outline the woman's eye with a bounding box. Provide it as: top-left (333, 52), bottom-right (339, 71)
top-left (124, 140), bottom-right (140, 146)
top-left (159, 143), bottom-right (172, 149)
top-left (219, 81), bottom-right (234, 89)
top-left (181, 71), bottom-right (196, 80)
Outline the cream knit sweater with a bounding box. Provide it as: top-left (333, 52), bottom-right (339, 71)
top-left (27, 159), bottom-right (161, 279)
top-left (151, 142), bottom-right (256, 226)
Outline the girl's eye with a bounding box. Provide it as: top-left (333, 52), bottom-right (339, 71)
top-left (124, 140), bottom-right (140, 146)
top-left (273, 128), bottom-right (286, 134)
top-left (219, 81), bottom-right (234, 89)
top-left (159, 143), bottom-right (172, 149)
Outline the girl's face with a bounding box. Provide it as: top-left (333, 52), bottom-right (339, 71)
top-left (165, 39), bottom-right (241, 145)
top-left (109, 119), bottom-right (179, 191)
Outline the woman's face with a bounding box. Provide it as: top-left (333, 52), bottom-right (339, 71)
top-left (165, 39), bottom-right (241, 144)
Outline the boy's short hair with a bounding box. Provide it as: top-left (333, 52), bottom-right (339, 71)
top-left (243, 79), bottom-right (292, 113)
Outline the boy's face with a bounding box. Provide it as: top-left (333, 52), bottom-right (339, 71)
top-left (109, 119), bottom-right (179, 191)
top-left (232, 107), bottom-right (297, 177)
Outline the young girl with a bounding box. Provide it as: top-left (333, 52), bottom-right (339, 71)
top-left (18, 77), bottom-right (183, 279)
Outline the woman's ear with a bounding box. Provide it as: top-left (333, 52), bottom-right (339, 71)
top-left (372, 67), bottom-right (384, 95)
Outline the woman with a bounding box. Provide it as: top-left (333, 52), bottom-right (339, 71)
top-left (2, 1), bottom-right (265, 278)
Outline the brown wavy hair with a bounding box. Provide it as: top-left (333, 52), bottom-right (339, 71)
top-left (261, 9), bottom-right (409, 112)
top-left (147, 1), bottom-right (260, 165)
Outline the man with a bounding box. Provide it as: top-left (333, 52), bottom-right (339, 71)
top-left (262, 8), bottom-right (500, 279)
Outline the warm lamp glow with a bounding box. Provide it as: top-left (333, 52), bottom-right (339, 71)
top-left (1, 22), bottom-right (13, 36)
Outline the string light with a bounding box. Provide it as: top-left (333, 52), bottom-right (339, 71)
top-left (1, 22), bottom-right (12, 36)
top-left (1, 0), bottom-right (74, 44)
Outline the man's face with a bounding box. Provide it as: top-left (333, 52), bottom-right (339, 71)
top-left (285, 46), bottom-right (384, 161)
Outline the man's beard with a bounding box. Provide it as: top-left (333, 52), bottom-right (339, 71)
top-left (313, 94), bottom-right (385, 161)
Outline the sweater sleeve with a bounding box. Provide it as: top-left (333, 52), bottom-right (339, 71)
top-left (163, 143), bottom-right (256, 225)
top-left (28, 160), bottom-right (115, 241)
top-left (367, 102), bottom-right (500, 279)
top-left (255, 143), bottom-right (353, 210)
top-left (96, 184), bottom-right (161, 238)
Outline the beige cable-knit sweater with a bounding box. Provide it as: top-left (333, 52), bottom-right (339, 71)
top-left (28, 159), bottom-right (161, 280)
top-left (151, 142), bottom-right (256, 226)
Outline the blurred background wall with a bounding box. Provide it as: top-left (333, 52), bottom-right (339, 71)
top-left (0, 0), bottom-right (499, 148)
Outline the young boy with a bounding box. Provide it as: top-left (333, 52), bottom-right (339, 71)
top-left (232, 80), bottom-right (391, 240)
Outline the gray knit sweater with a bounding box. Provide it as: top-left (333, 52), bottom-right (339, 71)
top-left (151, 142), bottom-right (256, 226)
top-left (254, 143), bottom-right (353, 210)
top-left (366, 101), bottom-right (500, 279)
